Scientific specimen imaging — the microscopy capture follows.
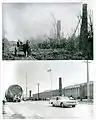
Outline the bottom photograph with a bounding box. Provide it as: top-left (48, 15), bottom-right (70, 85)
top-left (1, 60), bottom-right (94, 119)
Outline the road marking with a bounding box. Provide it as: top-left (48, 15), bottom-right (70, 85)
top-left (33, 114), bottom-right (44, 119)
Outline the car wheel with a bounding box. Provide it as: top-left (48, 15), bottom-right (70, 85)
top-left (72, 105), bottom-right (75, 107)
top-left (52, 104), bottom-right (54, 107)
top-left (18, 100), bottom-right (21, 102)
top-left (60, 103), bottom-right (64, 108)
top-left (52, 103), bottom-right (55, 107)
top-left (14, 100), bottom-right (16, 102)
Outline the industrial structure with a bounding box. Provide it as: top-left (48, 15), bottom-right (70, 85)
top-left (57, 20), bottom-right (61, 39)
top-left (5, 84), bottom-right (23, 102)
top-left (29, 90), bottom-right (32, 98)
top-left (79, 4), bottom-right (93, 59)
top-left (59, 77), bottom-right (62, 96)
top-left (80, 4), bottom-right (88, 53)
top-left (33, 81), bottom-right (93, 100)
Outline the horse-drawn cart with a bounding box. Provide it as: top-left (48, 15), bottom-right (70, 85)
top-left (15, 40), bottom-right (31, 57)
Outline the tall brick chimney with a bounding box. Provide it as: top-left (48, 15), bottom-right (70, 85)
top-left (79, 4), bottom-right (88, 54)
top-left (59, 77), bottom-right (62, 96)
top-left (29, 90), bottom-right (32, 98)
top-left (57, 20), bottom-right (61, 39)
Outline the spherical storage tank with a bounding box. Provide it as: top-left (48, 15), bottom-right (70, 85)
top-left (5, 85), bottom-right (23, 102)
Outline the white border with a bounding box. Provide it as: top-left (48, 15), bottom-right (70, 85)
top-left (1, 0), bottom-right (88, 3)
top-left (0, 0), bottom-right (96, 120)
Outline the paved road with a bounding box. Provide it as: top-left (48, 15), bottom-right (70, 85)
top-left (4, 101), bottom-right (93, 119)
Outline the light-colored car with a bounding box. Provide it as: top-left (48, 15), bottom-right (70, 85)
top-left (50, 96), bottom-right (78, 107)
top-left (49, 96), bottom-right (57, 104)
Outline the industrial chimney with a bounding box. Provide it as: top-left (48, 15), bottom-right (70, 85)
top-left (29, 90), bottom-right (32, 98)
top-left (79, 4), bottom-right (88, 53)
top-left (57, 20), bottom-right (61, 39)
top-left (59, 77), bottom-right (62, 96)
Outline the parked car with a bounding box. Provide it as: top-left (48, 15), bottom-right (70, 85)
top-left (22, 97), bottom-right (30, 101)
top-left (49, 96), bottom-right (78, 107)
top-left (46, 98), bottom-right (50, 101)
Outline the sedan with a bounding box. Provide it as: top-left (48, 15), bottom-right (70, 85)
top-left (51, 96), bottom-right (78, 108)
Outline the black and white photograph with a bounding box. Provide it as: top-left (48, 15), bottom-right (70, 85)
top-left (2, 60), bottom-right (94, 119)
top-left (1, 0), bottom-right (95, 120)
top-left (2, 3), bottom-right (93, 60)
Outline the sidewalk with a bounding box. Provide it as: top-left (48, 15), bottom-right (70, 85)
top-left (2, 104), bottom-right (25, 119)
top-left (78, 99), bottom-right (93, 105)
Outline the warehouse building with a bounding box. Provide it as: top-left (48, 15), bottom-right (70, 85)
top-left (33, 81), bottom-right (93, 99)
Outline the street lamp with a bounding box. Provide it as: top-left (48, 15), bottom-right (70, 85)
top-left (47, 68), bottom-right (52, 98)
top-left (37, 81), bottom-right (40, 100)
top-left (26, 72), bottom-right (28, 98)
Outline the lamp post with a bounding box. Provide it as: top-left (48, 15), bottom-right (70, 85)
top-left (47, 68), bottom-right (52, 98)
top-left (37, 81), bottom-right (40, 100)
top-left (26, 72), bottom-right (28, 98)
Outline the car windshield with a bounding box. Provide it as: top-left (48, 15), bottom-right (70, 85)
top-left (69, 97), bottom-right (74, 99)
top-left (59, 97), bottom-right (69, 100)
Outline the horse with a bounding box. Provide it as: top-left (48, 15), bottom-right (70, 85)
top-left (23, 43), bottom-right (31, 57)
top-left (15, 40), bottom-right (31, 57)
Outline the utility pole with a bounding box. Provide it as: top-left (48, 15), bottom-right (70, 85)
top-left (26, 72), bottom-right (28, 98)
top-left (37, 82), bottom-right (40, 99)
top-left (84, 60), bottom-right (91, 101)
top-left (87, 60), bottom-right (90, 101)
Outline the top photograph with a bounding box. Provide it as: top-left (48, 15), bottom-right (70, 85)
top-left (2, 3), bottom-right (93, 60)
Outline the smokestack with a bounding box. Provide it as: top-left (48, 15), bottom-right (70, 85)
top-left (29, 90), bottom-right (32, 98)
top-left (59, 77), bottom-right (62, 96)
top-left (57, 20), bottom-right (61, 39)
top-left (80, 4), bottom-right (88, 53)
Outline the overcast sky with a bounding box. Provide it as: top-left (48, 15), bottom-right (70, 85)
top-left (2, 3), bottom-right (83, 41)
top-left (1, 60), bottom-right (95, 98)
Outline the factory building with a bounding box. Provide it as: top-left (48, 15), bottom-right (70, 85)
top-left (33, 81), bottom-right (93, 99)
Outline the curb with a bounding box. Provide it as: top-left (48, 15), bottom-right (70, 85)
top-left (79, 102), bottom-right (93, 105)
